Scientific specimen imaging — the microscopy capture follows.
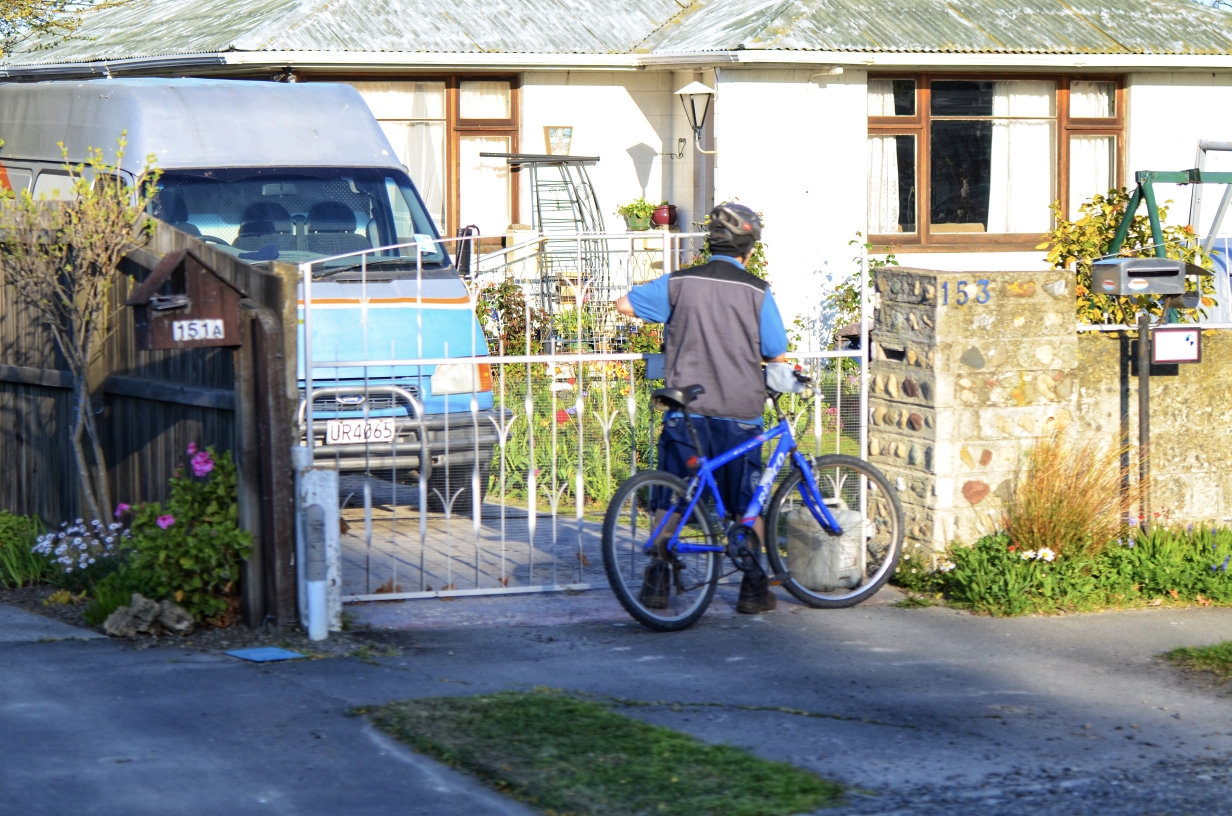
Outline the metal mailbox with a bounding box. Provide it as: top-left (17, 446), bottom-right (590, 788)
top-left (1091, 257), bottom-right (1207, 297)
top-left (125, 250), bottom-right (242, 351)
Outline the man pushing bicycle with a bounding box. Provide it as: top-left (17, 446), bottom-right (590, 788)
top-left (615, 202), bottom-right (789, 614)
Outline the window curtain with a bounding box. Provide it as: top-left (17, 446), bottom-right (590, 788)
top-left (460, 81), bottom-right (511, 119)
top-left (351, 82), bottom-right (447, 232)
top-left (867, 80), bottom-right (899, 233)
top-left (1069, 135), bottom-right (1114, 217)
top-left (986, 81), bottom-right (1056, 233)
top-left (459, 135), bottom-right (511, 235)
top-left (1070, 81), bottom-right (1114, 118)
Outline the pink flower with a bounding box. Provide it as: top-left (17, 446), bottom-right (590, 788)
top-left (191, 450), bottom-right (215, 477)
top-left (114, 503), bottom-right (130, 518)
top-left (156, 515), bottom-right (175, 530)
top-left (186, 442), bottom-right (197, 456)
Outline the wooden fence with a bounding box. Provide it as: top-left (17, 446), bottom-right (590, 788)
top-left (0, 222), bottom-right (299, 625)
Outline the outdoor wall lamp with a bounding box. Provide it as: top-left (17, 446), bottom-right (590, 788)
top-left (675, 81), bottom-right (717, 155)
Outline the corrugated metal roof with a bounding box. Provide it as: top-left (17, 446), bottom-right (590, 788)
top-left (6, 0), bottom-right (691, 63)
top-left (640, 0), bottom-right (1232, 55)
top-left (5, 0), bottom-right (1232, 65)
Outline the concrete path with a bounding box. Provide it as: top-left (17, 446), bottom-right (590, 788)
top-left (5, 593), bottom-right (1232, 814)
top-left (0, 603), bottom-right (105, 642)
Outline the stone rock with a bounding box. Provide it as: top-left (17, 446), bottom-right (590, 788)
top-left (907, 349), bottom-right (918, 366)
top-left (872, 406), bottom-right (887, 426)
top-left (869, 437), bottom-right (881, 456)
top-left (1005, 281), bottom-right (1036, 298)
top-left (1043, 279), bottom-right (1067, 298)
top-left (1018, 415), bottom-right (1036, 433)
top-left (962, 481), bottom-right (991, 505)
top-left (1037, 373), bottom-right (1056, 400)
top-left (989, 347), bottom-right (1009, 367)
top-left (908, 444), bottom-right (923, 466)
top-left (1035, 345), bottom-right (1054, 365)
top-left (1056, 377), bottom-right (1073, 399)
top-left (903, 378), bottom-right (919, 398)
top-left (995, 416), bottom-right (1013, 435)
top-left (104, 593), bottom-right (162, 638)
top-left (908, 312), bottom-right (920, 331)
top-left (959, 346), bottom-right (986, 369)
top-left (887, 375), bottom-right (899, 398)
top-left (979, 449), bottom-right (994, 467)
top-left (896, 442), bottom-right (908, 459)
top-left (960, 447), bottom-right (976, 469)
top-left (908, 412), bottom-right (925, 432)
top-left (158, 600), bottom-right (195, 636)
top-left (873, 374), bottom-right (885, 394)
top-left (886, 408), bottom-right (900, 426)
top-left (922, 314), bottom-right (934, 328)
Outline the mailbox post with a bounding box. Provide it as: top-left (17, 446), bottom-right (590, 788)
top-left (125, 250), bottom-right (243, 350)
top-left (1092, 257), bottom-right (1205, 531)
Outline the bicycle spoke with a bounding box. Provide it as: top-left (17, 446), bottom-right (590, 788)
top-left (765, 455), bottom-right (903, 608)
top-left (602, 471), bottom-right (719, 631)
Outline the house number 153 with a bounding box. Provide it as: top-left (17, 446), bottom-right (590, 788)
top-left (941, 280), bottom-right (991, 306)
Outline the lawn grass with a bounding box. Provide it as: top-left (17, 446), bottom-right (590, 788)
top-left (1165, 641), bottom-right (1232, 679)
top-left (366, 689), bottom-right (843, 816)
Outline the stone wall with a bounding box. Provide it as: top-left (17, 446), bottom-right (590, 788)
top-left (869, 268), bottom-right (1080, 551)
top-left (1075, 330), bottom-right (1232, 528)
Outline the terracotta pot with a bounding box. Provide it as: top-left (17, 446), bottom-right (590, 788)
top-left (624, 213), bottom-right (651, 231)
top-left (652, 203), bottom-right (678, 226)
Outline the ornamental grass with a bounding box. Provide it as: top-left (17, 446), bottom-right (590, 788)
top-left (1001, 430), bottom-right (1135, 559)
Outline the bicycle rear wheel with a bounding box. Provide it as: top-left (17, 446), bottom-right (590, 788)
top-left (602, 470), bottom-right (720, 632)
top-left (765, 454), bottom-right (903, 608)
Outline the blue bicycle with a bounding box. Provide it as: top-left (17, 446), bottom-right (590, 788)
top-left (602, 368), bottom-right (905, 631)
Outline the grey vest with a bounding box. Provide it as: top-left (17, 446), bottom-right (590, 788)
top-left (664, 260), bottom-right (768, 420)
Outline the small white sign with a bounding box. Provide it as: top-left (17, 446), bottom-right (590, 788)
top-left (172, 319), bottom-right (225, 343)
top-left (1152, 327), bottom-right (1201, 364)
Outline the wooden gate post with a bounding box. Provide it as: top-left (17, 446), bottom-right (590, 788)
top-left (235, 309), bottom-right (265, 627)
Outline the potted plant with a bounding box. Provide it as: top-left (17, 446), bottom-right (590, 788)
top-left (652, 202), bottom-right (678, 227)
top-left (616, 197), bottom-right (655, 231)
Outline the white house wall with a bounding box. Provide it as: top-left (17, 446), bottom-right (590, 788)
top-left (520, 71), bottom-right (701, 233)
top-left (1126, 72), bottom-right (1232, 240)
top-left (712, 67), bottom-right (867, 349)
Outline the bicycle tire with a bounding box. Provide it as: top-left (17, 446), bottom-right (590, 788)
top-left (602, 470), bottom-right (720, 632)
top-left (764, 454), bottom-right (904, 609)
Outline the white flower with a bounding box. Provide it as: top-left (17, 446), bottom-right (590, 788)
top-left (1038, 547), bottom-right (1056, 562)
top-left (939, 561), bottom-right (956, 573)
top-left (1020, 550), bottom-right (1036, 561)
top-left (108, 523), bottom-right (121, 531)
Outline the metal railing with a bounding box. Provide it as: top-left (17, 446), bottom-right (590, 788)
top-left (298, 233), bottom-right (870, 602)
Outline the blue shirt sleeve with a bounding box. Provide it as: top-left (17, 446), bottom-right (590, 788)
top-left (760, 290), bottom-right (790, 359)
top-left (626, 275), bottom-right (672, 323)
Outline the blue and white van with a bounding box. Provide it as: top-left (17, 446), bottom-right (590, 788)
top-left (0, 78), bottom-right (497, 506)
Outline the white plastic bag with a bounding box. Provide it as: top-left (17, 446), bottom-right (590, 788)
top-left (783, 506), bottom-right (864, 590)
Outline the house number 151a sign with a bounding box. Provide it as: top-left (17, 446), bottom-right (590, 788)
top-left (172, 319), bottom-right (225, 342)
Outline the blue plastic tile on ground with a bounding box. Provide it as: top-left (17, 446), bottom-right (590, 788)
top-left (224, 647), bottom-right (306, 663)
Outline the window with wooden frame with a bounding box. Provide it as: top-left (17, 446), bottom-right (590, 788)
top-left (867, 75), bottom-right (1123, 250)
top-left (341, 77), bottom-right (520, 246)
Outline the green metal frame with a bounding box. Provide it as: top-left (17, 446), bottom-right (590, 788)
top-left (1109, 169), bottom-right (1232, 258)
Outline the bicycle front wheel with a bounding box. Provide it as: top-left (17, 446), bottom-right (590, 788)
top-left (602, 470), bottom-right (720, 632)
top-left (765, 454), bottom-right (904, 608)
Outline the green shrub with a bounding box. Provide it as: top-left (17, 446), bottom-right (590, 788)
top-left (891, 547), bottom-right (944, 594)
top-left (0, 510), bottom-right (53, 587)
top-left (938, 526), bottom-right (1232, 616)
top-left (126, 445), bottom-right (251, 624)
top-left (83, 570), bottom-right (143, 626)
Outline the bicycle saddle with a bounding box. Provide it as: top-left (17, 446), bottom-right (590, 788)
top-left (651, 384), bottom-right (705, 411)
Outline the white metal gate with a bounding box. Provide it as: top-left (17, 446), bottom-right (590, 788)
top-left (298, 232), bottom-right (870, 602)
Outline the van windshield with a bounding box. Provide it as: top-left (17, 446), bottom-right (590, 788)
top-left (149, 167), bottom-right (449, 269)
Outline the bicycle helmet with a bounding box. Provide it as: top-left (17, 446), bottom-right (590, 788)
top-left (708, 202), bottom-right (762, 258)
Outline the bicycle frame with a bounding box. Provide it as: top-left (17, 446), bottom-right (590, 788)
top-left (644, 414), bottom-right (845, 556)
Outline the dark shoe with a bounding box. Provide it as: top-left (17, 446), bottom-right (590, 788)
top-left (639, 561), bottom-right (671, 609)
top-left (736, 570), bottom-right (778, 614)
